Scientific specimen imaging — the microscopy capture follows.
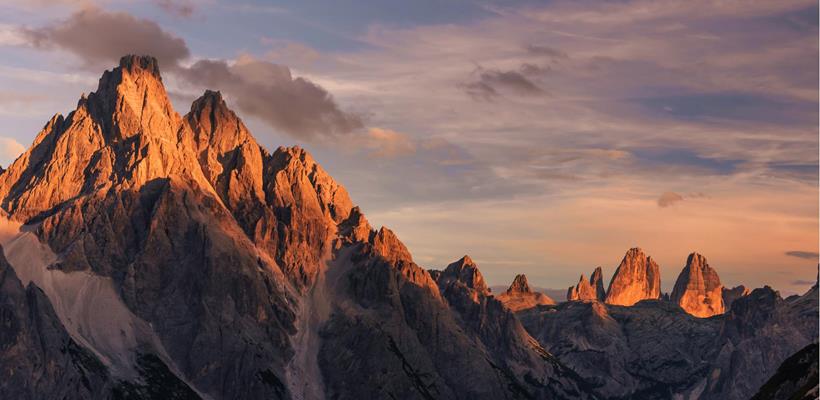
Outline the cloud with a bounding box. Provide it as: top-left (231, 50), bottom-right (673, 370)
top-left (462, 67), bottom-right (545, 100)
top-left (10, 9), bottom-right (361, 140)
top-left (791, 279), bottom-right (816, 285)
top-left (21, 7), bottom-right (190, 69)
top-left (363, 128), bottom-right (416, 158)
top-left (153, 0), bottom-right (195, 18)
top-left (657, 191), bottom-right (710, 208)
top-left (525, 44), bottom-right (568, 59)
top-left (785, 251), bottom-right (819, 260)
top-left (179, 56), bottom-right (364, 139)
top-left (657, 192), bottom-right (684, 207)
top-left (0, 137), bottom-right (25, 167)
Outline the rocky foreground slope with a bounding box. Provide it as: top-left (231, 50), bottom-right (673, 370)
top-left (0, 55), bottom-right (596, 399)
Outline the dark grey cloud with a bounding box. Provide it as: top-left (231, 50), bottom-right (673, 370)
top-left (17, 8), bottom-right (361, 140)
top-left (519, 63), bottom-right (551, 76)
top-left (785, 251), bottom-right (819, 260)
top-left (153, 0), bottom-right (195, 18)
top-left (525, 44), bottom-right (568, 59)
top-left (462, 67), bottom-right (544, 100)
top-left (22, 7), bottom-right (190, 69)
top-left (179, 58), bottom-right (364, 138)
top-left (791, 279), bottom-right (816, 286)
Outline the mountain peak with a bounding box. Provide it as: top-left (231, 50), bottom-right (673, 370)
top-left (458, 255), bottom-right (475, 266)
top-left (507, 274), bottom-right (531, 293)
top-left (671, 252), bottom-right (724, 317)
top-left (605, 248), bottom-right (661, 306)
top-left (497, 273), bottom-right (555, 311)
top-left (192, 90), bottom-right (225, 108)
top-left (567, 267), bottom-right (606, 301)
top-left (440, 255), bottom-right (488, 295)
top-left (118, 55), bottom-right (162, 80)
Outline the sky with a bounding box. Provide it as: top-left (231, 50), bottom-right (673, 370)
top-left (0, 0), bottom-right (817, 296)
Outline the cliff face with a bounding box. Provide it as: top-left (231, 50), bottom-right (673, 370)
top-left (0, 55), bottom-right (596, 400)
top-left (671, 253), bottom-right (725, 317)
top-left (604, 248), bottom-right (661, 306)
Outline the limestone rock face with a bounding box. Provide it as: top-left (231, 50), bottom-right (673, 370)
top-left (567, 267), bottom-right (606, 301)
top-left (497, 274), bottom-right (556, 312)
top-left (605, 248), bottom-right (661, 306)
top-left (722, 285), bottom-right (750, 311)
top-left (671, 253), bottom-right (725, 317)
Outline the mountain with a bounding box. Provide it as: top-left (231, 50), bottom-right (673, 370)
top-left (0, 54), bottom-right (815, 400)
top-left (0, 55), bottom-right (597, 399)
top-left (496, 274), bottom-right (556, 311)
top-left (604, 248), bottom-right (661, 306)
top-left (750, 343), bottom-right (818, 400)
top-left (490, 284), bottom-right (566, 302)
top-left (518, 283), bottom-right (819, 399)
top-left (670, 253), bottom-right (724, 317)
top-left (722, 284), bottom-right (749, 311)
top-left (566, 267), bottom-right (605, 302)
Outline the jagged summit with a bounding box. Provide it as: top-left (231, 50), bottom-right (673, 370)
top-left (497, 273), bottom-right (555, 311)
top-left (118, 54), bottom-right (162, 79)
top-left (722, 285), bottom-right (749, 311)
top-left (508, 274), bottom-right (532, 293)
top-left (671, 252), bottom-right (724, 317)
top-left (438, 255), bottom-right (489, 294)
top-left (605, 247), bottom-right (661, 306)
top-left (567, 266), bottom-right (606, 301)
top-left (576, 268), bottom-right (606, 301)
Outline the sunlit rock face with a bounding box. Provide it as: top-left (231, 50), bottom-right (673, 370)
top-left (671, 253), bottom-right (725, 318)
top-left (604, 248), bottom-right (661, 306)
top-left (567, 267), bottom-right (606, 302)
top-left (497, 274), bottom-right (555, 311)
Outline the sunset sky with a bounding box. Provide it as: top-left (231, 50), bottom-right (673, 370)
top-left (0, 0), bottom-right (816, 295)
